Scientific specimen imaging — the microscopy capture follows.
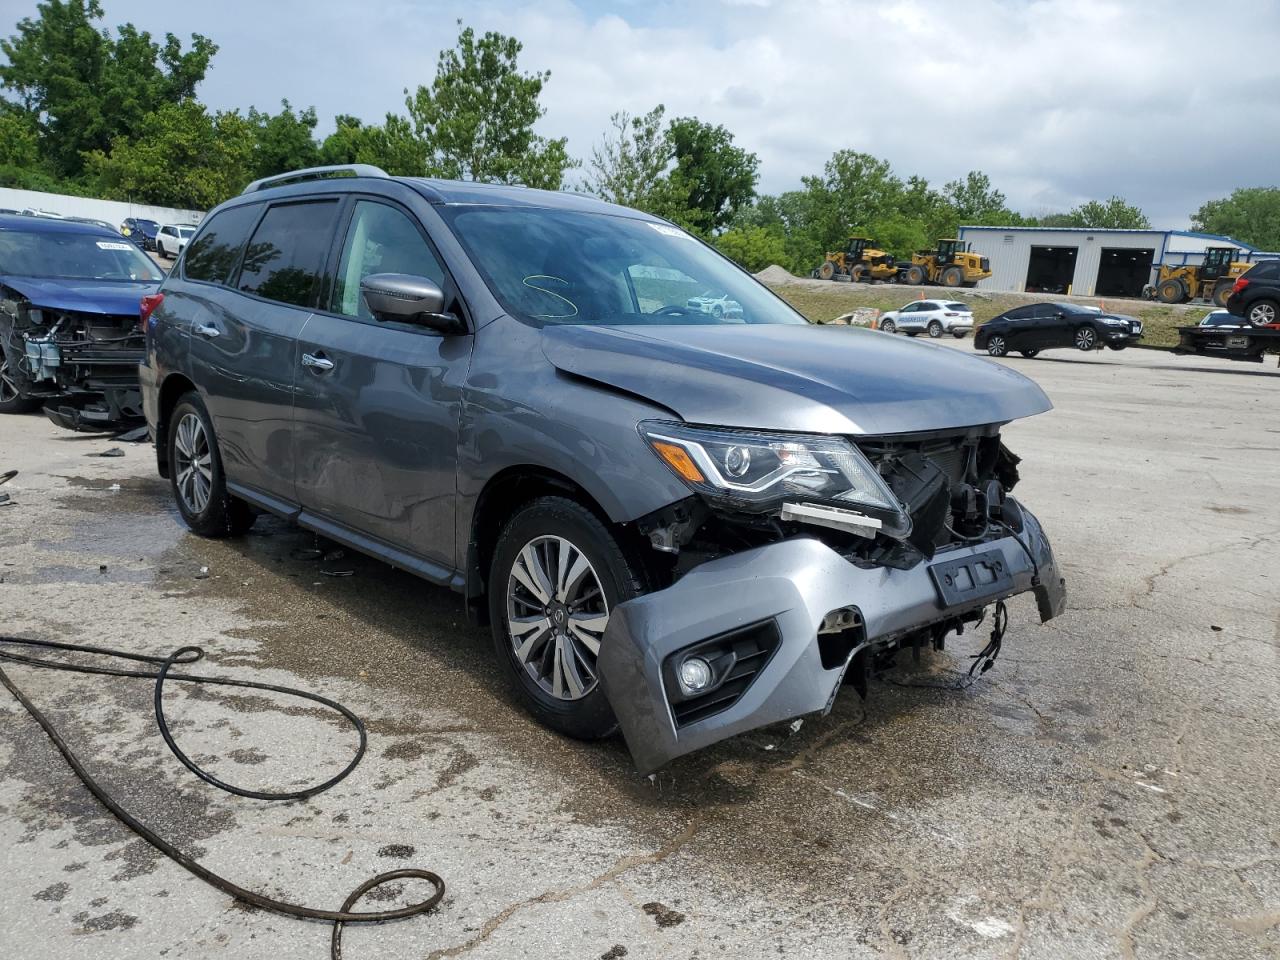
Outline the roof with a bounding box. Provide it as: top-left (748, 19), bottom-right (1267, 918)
top-left (0, 213), bottom-right (120, 237)
top-left (960, 224), bottom-right (1169, 235)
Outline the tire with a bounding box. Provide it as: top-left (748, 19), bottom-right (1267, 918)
top-left (0, 343), bottom-right (41, 414)
top-left (927, 320), bottom-right (943, 338)
top-left (905, 264), bottom-right (927, 285)
top-left (1157, 278), bottom-right (1185, 304)
top-left (851, 264), bottom-right (866, 283)
top-left (1212, 283), bottom-right (1231, 308)
top-left (712, 304), bottom-right (723, 319)
top-left (1019, 349), bottom-right (1040, 358)
top-left (488, 496), bottom-right (646, 741)
top-left (952, 331), bottom-right (966, 339)
top-left (1074, 325), bottom-right (1098, 351)
top-left (941, 266), bottom-right (964, 288)
top-left (1247, 299), bottom-right (1278, 327)
top-left (906, 331), bottom-right (919, 337)
top-left (986, 335), bottom-right (1008, 357)
top-left (167, 392), bottom-right (255, 537)
top-left (1107, 344), bottom-right (1127, 351)
top-left (818, 261), bottom-right (836, 281)
top-left (880, 318), bottom-right (896, 334)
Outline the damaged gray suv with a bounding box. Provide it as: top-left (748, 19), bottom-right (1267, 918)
top-left (140, 165), bottom-right (1065, 773)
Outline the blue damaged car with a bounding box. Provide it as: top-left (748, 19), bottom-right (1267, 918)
top-left (0, 214), bottom-right (165, 429)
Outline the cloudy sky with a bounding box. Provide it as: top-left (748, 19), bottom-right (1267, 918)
top-left (81, 0), bottom-right (1280, 226)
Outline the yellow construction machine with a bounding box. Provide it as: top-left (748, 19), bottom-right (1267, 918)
top-left (898, 239), bottom-right (992, 288)
top-left (817, 236), bottom-right (898, 282)
top-left (1146, 247), bottom-right (1252, 307)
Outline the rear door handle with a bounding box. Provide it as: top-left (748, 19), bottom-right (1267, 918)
top-left (301, 352), bottom-right (334, 372)
top-left (194, 323), bottom-right (220, 338)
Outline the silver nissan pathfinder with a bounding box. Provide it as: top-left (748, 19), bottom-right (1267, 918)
top-left (140, 165), bottom-right (1065, 774)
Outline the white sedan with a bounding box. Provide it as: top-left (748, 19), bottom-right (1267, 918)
top-left (156, 223), bottom-right (196, 258)
top-left (879, 299), bottom-right (974, 338)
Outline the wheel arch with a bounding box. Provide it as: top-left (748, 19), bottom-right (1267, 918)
top-left (154, 372), bottom-right (199, 478)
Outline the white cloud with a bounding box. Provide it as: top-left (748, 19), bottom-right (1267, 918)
top-left (96, 0), bottom-right (1280, 225)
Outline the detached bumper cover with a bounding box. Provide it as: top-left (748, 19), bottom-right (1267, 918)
top-left (599, 501), bottom-right (1064, 774)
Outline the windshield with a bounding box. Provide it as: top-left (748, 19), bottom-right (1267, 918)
top-left (0, 230), bottom-right (165, 281)
top-left (1201, 312), bottom-right (1237, 325)
top-left (442, 206), bottom-right (808, 327)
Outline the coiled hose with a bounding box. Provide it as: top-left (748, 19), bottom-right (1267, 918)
top-left (0, 636), bottom-right (444, 959)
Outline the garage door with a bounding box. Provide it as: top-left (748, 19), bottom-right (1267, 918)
top-left (1096, 248), bottom-right (1155, 298)
top-left (1026, 246), bottom-right (1077, 294)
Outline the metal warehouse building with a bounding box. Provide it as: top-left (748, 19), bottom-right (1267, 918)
top-left (956, 226), bottom-right (1266, 298)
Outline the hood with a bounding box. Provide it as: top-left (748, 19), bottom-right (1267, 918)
top-left (0, 275), bottom-right (159, 317)
top-left (541, 323), bottom-right (1051, 436)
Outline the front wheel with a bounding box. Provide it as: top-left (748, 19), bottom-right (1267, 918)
top-left (1074, 326), bottom-right (1098, 351)
top-left (167, 392), bottom-right (255, 537)
top-left (952, 331), bottom-right (966, 339)
top-left (880, 318), bottom-right (896, 334)
top-left (986, 335), bottom-right (1008, 357)
top-left (941, 266), bottom-right (964, 287)
top-left (0, 344), bottom-right (41, 414)
top-left (927, 320), bottom-right (943, 338)
top-left (1019, 349), bottom-right (1040, 358)
top-left (488, 497), bottom-right (646, 740)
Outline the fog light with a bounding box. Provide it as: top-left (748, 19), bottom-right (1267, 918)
top-left (678, 656), bottom-right (713, 694)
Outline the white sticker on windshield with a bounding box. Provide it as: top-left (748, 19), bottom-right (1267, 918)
top-left (647, 222), bottom-right (695, 241)
top-left (96, 241), bottom-right (133, 251)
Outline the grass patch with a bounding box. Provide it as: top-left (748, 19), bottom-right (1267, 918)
top-left (764, 280), bottom-right (1212, 349)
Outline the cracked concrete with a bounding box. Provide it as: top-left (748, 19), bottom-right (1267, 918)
top-left (1, 343), bottom-right (1277, 959)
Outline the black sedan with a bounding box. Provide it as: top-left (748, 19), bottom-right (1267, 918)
top-left (974, 302), bottom-right (1143, 358)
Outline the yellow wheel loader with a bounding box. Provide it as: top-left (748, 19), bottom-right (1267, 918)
top-left (1145, 247), bottom-right (1252, 307)
top-left (817, 236), bottom-right (898, 282)
top-left (898, 239), bottom-right (992, 288)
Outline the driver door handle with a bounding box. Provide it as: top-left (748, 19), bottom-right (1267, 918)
top-left (301, 352), bottom-right (334, 372)
top-left (194, 323), bottom-right (220, 338)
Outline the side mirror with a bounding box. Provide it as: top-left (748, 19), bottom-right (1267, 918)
top-left (1055, 310), bottom-right (1066, 319)
top-left (360, 273), bottom-right (465, 334)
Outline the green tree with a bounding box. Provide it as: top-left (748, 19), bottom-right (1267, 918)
top-left (1034, 196), bottom-right (1150, 230)
top-left (941, 171), bottom-right (1021, 229)
top-left (660, 117), bottom-right (758, 233)
top-left (318, 113), bottom-right (429, 177)
top-left (404, 22), bottom-right (573, 189)
top-left (249, 100), bottom-right (319, 178)
top-left (0, 113), bottom-right (40, 168)
top-left (713, 225), bottom-right (788, 273)
top-left (0, 0), bottom-right (216, 179)
top-left (1191, 187), bottom-right (1280, 250)
top-left (583, 105), bottom-right (670, 208)
top-left (85, 100), bottom-right (255, 208)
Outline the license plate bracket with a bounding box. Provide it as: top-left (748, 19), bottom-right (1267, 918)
top-left (929, 548), bottom-right (1014, 608)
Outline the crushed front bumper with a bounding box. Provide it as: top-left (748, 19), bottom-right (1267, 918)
top-left (599, 500), bottom-right (1065, 774)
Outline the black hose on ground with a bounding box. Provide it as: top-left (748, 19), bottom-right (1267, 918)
top-left (0, 635), bottom-right (444, 959)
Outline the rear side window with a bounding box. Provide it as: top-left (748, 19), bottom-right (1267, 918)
top-left (1245, 261), bottom-right (1280, 280)
top-left (237, 200), bottom-right (339, 307)
top-left (184, 204), bottom-right (261, 285)
top-left (1004, 306), bottom-right (1031, 320)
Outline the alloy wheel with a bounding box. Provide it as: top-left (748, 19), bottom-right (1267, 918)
top-left (0, 355), bottom-right (19, 404)
top-left (987, 336), bottom-right (1007, 356)
top-left (1250, 302), bottom-right (1276, 325)
top-left (1075, 327), bottom-right (1096, 350)
top-left (173, 412), bottom-right (213, 514)
top-left (506, 535), bottom-right (609, 702)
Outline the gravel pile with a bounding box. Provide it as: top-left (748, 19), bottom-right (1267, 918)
top-left (753, 264), bottom-right (798, 285)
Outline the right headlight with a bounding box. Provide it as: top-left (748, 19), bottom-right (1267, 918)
top-left (640, 421), bottom-right (910, 536)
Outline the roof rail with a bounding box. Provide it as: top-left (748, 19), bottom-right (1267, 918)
top-left (242, 164), bottom-right (391, 195)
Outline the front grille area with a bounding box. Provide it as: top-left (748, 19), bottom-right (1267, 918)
top-left (666, 619), bottom-right (782, 728)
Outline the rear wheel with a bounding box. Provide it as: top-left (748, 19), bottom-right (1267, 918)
top-left (927, 320), bottom-right (943, 338)
top-left (905, 264), bottom-right (926, 285)
top-left (1157, 278), bottom-right (1185, 303)
top-left (987, 335), bottom-right (1008, 357)
top-left (1247, 299), bottom-right (1278, 327)
top-left (941, 266), bottom-right (964, 287)
top-left (1019, 349), bottom-right (1040, 358)
top-left (850, 263), bottom-right (867, 283)
top-left (488, 497), bottom-right (646, 740)
top-left (168, 392), bottom-right (255, 537)
top-left (0, 344), bottom-right (41, 414)
top-left (952, 331), bottom-right (966, 339)
top-left (1074, 325), bottom-right (1098, 351)
top-left (818, 260), bottom-right (836, 281)
top-left (1212, 283), bottom-right (1232, 308)
top-left (880, 318), bottom-right (896, 334)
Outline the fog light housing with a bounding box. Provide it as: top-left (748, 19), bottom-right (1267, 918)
top-left (678, 656), bottom-right (713, 694)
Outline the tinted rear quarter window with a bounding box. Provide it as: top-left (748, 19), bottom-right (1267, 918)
top-left (946, 302), bottom-right (969, 311)
top-left (1245, 261), bottom-right (1280, 280)
top-left (184, 204), bottom-right (262, 285)
top-left (238, 200), bottom-right (339, 307)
